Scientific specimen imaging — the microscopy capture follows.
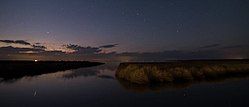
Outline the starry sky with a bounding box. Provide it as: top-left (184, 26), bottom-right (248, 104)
top-left (0, 0), bottom-right (249, 61)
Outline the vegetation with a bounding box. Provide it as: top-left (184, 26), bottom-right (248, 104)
top-left (116, 59), bottom-right (249, 84)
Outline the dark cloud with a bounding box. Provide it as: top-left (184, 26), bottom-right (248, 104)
top-left (199, 44), bottom-right (220, 49)
top-left (0, 40), bottom-right (47, 54)
top-left (0, 40), bottom-right (47, 50)
top-left (32, 45), bottom-right (47, 50)
top-left (221, 45), bottom-right (245, 49)
top-left (99, 44), bottom-right (118, 48)
top-left (66, 44), bottom-right (101, 54)
top-left (65, 44), bottom-right (82, 50)
top-left (0, 40), bottom-right (31, 45)
top-left (0, 46), bottom-right (45, 54)
top-left (38, 50), bottom-right (65, 55)
top-left (0, 40), bottom-right (247, 61)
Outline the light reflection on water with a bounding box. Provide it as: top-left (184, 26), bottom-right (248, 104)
top-left (0, 63), bottom-right (249, 107)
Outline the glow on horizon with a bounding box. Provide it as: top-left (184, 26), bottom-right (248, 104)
top-left (0, 41), bottom-right (75, 53)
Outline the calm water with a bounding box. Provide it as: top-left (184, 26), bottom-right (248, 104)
top-left (0, 63), bottom-right (249, 107)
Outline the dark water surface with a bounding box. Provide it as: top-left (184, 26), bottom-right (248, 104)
top-left (0, 63), bottom-right (249, 107)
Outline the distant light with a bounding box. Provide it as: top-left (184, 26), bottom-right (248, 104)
top-left (34, 60), bottom-right (38, 62)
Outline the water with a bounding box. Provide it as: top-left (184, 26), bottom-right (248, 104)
top-left (0, 63), bottom-right (249, 107)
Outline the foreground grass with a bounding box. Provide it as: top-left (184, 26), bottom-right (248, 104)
top-left (116, 60), bottom-right (249, 84)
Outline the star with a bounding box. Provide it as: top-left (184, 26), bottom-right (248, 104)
top-left (121, 11), bottom-right (125, 15)
top-left (169, 2), bottom-right (175, 6)
top-left (136, 12), bottom-right (140, 16)
top-left (143, 18), bottom-right (148, 23)
top-left (60, 8), bottom-right (64, 11)
top-left (176, 23), bottom-right (183, 33)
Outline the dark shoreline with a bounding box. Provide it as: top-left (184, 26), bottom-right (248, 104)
top-left (0, 60), bottom-right (104, 80)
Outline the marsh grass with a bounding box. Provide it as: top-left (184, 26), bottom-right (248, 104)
top-left (116, 60), bottom-right (249, 84)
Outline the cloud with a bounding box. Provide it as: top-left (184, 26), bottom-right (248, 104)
top-left (99, 44), bottom-right (118, 48)
top-left (32, 45), bottom-right (47, 50)
top-left (221, 45), bottom-right (245, 49)
top-left (199, 44), bottom-right (220, 49)
top-left (65, 44), bottom-right (82, 50)
top-left (66, 44), bottom-right (101, 54)
top-left (0, 40), bottom-right (248, 61)
top-left (0, 40), bottom-right (31, 45)
top-left (39, 50), bottom-right (66, 56)
top-left (35, 43), bottom-right (41, 45)
top-left (0, 46), bottom-right (45, 54)
top-left (0, 40), bottom-right (47, 51)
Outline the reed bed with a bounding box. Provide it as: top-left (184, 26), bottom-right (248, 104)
top-left (116, 60), bottom-right (249, 84)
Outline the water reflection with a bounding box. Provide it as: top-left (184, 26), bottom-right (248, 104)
top-left (0, 61), bottom-right (103, 82)
top-left (61, 63), bottom-right (116, 79)
top-left (0, 63), bottom-right (117, 84)
top-left (117, 79), bottom-right (192, 92)
top-left (0, 63), bottom-right (249, 107)
top-left (62, 69), bottom-right (100, 79)
top-left (1, 62), bottom-right (249, 93)
top-left (117, 76), bottom-right (249, 93)
top-left (97, 75), bottom-right (115, 80)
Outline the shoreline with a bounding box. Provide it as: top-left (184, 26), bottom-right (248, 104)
top-left (0, 60), bottom-right (104, 80)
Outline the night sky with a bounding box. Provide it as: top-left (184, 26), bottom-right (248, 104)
top-left (0, 0), bottom-right (249, 61)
